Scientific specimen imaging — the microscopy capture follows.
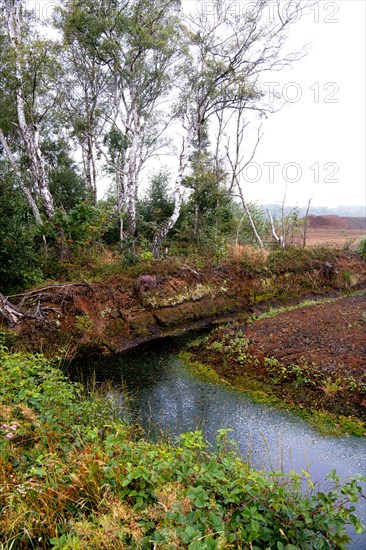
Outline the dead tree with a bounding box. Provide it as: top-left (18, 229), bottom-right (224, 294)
top-left (0, 293), bottom-right (24, 326)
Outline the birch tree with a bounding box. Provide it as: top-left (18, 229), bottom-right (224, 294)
top-left (56, 5), bottom-right (115, 204)
top-left (59, 0), bottom-right (181, 247)
top-left (61, 44), bottom-right (110, 204)
top-left (153, 0), bottom-right (309, 256)
top-left (1, 0), bottom-right (57, 220)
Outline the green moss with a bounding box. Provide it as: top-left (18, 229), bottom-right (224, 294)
top-left (74, 313), bottom-right (94, 333)
top-left (235, 375), bottom-right (365, 437)
top-left (308, 410), bottom-right (366, 437)
top-left (179, 352), bottom-right (223, 384)
top-left (183, 350), bottom-right (366, 437)
top-left (143, 282), bottom-right (222, 308)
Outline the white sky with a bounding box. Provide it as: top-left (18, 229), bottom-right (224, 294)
top-left (245, 0), bottom-right (366, 208)
top-left (25, 0), bottom-right (366, 209)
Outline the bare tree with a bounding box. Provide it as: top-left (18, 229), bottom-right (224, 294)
top-left (225, 99), bottom-right (264, 248)
top-left (153, 0), bottom-right (310, 256)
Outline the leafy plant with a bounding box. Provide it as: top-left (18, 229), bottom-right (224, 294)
top-left (357, 236), bottom-right (366, 261)
top-left (0, 347), bottom-right (365, 548)
top-left (0, 177), bottom-right (43, 294)
top-left (74, 313), bottom-right (94, 334)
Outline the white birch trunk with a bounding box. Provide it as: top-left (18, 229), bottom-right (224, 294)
top-left (125, 96), bottom-right (140, 239)
top-left (267, 209), bottom-right (284, 248)
top-left (84, 134), bottom-right (97, 203)
top-left (153, 123), bottom-right (195, 258)
top-left (6, 0), bottom-right (55, 219)
top-left (0, 128), bottom-right (43, 225)
top-left (126, 133), bottom-right (139, 237)
top-left (237, 184), bottom-right (264, 248)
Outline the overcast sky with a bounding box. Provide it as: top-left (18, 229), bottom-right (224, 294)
top-left (26, 0), bottom-right (366, 209)
top-left (223, 0), bottom-right (366, 208)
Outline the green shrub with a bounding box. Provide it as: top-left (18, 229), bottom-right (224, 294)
top-left (357, 236), bottom-right (366, 261)
top-left (0, 178), bottom-right (43, 294)
top-left (267, 245), bottom-right (339, 274)
top-left (0, 348), bottom-right (364, 549)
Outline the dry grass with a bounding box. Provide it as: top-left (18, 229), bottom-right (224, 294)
top-left (305, 228), bottom-right (365, 249)
top-left (227, 243), bottom-right (269, 267)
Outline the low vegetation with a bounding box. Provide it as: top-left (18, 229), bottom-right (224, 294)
top-left (187, 294), bottom-right (366, 437)
top-left (357, 236), bottom-right (366, 261)
top-left (0, 345), bottom-right (365, 549)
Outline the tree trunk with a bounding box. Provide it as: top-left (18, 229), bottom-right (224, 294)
top-left (0, 294), bottom-right (24, 326)
top-left (236, 182), bottom-right (264, 248)
top-left (268, 209), bottom-right (284, 249)
top-left (85, 133), bottom-right (97, 203)
top-left (6, 0), bottom-right (55, 220)
top-left (0, 128), bottom-right (43, 225)
top-left (193, 198), bottom-right (199, 239)
top-left (125, 100), bottom-right (140, 239)
top-left (153, 124), bottom-right (195, 258)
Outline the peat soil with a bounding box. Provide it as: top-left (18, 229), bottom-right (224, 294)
top-left (191, 292), bottom-right (366, 432)
top-left (241, 294), bottom-right (366, 383)
top-left (5, 251), bottom-right (366, 356)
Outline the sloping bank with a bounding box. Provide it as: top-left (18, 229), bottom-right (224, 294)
top-left (0, 346), bottom-right (365, 549)
top-left (5, 248), bottom-right (366, 356)
top-left (185, 291), bottom-right (366, 437)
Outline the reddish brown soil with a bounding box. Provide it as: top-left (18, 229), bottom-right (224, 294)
top-left (307, 215), bottom-right (365, 230)
top-left (244, 294), bottom-right (366, 383)
top-left (194, 292), bottom-right (366, 426)
top-left (305, 215), bottom-right (365, 248)
top-left (3, 252), bottom-right (366, 359)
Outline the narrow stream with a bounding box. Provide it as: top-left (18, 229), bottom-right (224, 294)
top-left (76, 331), bottom-right (366, 548)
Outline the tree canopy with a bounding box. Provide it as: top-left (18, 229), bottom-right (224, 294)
top-left (0, 0), bottom-right (313, 289)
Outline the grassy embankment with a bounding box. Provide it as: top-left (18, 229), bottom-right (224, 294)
top-left (0, 342), bottom-right (365, 549)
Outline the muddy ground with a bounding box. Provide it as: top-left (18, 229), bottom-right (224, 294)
top-left (3, 250), bottom-right (365, 355)
top-left (191, 292), bottom-right (366, 433)
top-left (241, 293), bottom-right (366, 383)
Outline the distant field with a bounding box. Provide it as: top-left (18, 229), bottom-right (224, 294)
top-left (304, 215), bottom-right (365, 248)
top-left (305, 228), bottom-right (365, 248)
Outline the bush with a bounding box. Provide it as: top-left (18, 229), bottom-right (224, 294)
top-left (228, 244), bottom-right (268, 273)
top-left (357, 237), bottom-right (366, 261)
top-left (0, 178), bottom-right (43, 294)
top-left (267, 245), bottom-right (340, 274)
top-left (40, 201), bottom-right (117, 279)
top-left (0, 347), bottom-right (365, 549)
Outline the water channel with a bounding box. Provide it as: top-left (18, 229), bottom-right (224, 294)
top-left (77, 331), bottom-right (366, 548)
